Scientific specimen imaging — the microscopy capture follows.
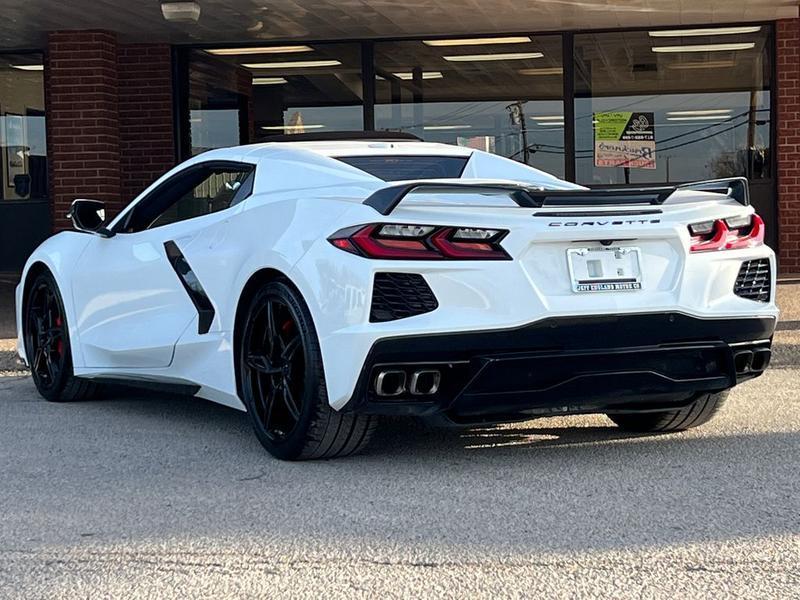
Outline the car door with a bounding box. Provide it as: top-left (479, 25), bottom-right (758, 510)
top-left (70, 161), bottom-right (255, 369)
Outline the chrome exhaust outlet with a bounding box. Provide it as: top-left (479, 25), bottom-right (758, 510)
top-left (375, 370), bottom-right (406, 397)
top-left (750, 348), bottom-right (771, 372)
top-left (734, 350), bottom-right (753, 374)
top-left (409, 369), bottom-right (441, 395)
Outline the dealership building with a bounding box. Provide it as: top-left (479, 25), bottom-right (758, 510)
top-left (0, 1), bottom-right (799, 274)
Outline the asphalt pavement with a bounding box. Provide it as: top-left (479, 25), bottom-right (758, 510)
top-left (1, 355), bottom-right (799, 598)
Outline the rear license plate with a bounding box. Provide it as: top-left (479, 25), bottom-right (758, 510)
top-left (567, 246), bottom-right (642, 293)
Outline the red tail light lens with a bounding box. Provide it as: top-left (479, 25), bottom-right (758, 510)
top-left (725, 214), bottom-right (764, 250)
top-left (329, 223), bottom-right (510, 260)
top-left (689, 214), bottom-right (764, 253)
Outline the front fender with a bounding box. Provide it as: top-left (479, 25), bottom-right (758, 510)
top-left (16, 231), bottom-right (94, 366)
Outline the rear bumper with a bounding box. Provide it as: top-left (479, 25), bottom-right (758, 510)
top-left (342, 313), bottom-right (775, 422)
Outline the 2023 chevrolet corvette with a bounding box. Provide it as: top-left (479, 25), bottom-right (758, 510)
top-left (16, 135), bottom-right (779, 459)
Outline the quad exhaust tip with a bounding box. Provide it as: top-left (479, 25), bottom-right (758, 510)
top-left (410, 370), bottom-right (441, 395)
top-left (374, 368), bottom-right (441, 397)
top-left (734, 348), bottom-right (771, 375)
top-left (374, 370), bottom-right (406, 397)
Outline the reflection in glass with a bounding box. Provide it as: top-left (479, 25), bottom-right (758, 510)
top-left (576, 92), bottom-right (770, 184)
top-left (190, 109), bottom-right (241, 155)
top-left (574, 27), bottom-right (772, 185)
top-left (188, 52), bottom-right (250, 155)
top-left (191, 44), bottom-right (364, 148)
top-left (249, 43), bottom-right (363, 137)
top-left (0, 54), bottom-right (46, 200)
top-left (373, 37), bottom-right (565, 177)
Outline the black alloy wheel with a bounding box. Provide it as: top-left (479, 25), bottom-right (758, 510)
top-left (242, 293), bottom-right (306, 441)
top-left (26, 276), bottom-right (67, 394)
top-left (24, 271), bottom-right (97, 402)
top-left (239, 279), bottom-right (377, 460)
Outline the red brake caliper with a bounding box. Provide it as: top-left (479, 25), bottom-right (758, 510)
top-left (55, 316), bottom-right (64, 356)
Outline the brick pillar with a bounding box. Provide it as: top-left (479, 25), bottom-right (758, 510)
top-left (46, 33), bottom-right (176, 231)
top-left (777, 19), bottom-right (800, 275)
top-left (46, 31), bottom-right (122, 231)
top-left (118, 44), bottom-right (175, 203)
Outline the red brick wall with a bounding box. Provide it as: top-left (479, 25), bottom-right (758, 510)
top-left (777, 19), bottom-right (800, 275)
top-left (118, 44), bottom-right (175, 204)
top-left (46, 32), bottom-right (175, 231)
top-left (46, 31), bottom-right (122, 231)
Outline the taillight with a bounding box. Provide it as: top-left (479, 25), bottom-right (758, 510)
top-left (688, 214), bottom-right (764, 253)
top-left (328, 223), bottom-right (510, 260)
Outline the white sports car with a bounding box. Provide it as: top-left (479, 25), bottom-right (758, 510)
top-left (16, 133), bottom-right (778, 460)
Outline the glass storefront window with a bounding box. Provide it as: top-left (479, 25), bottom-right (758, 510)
top-left (190, 43), bottom-right (363, 152)
top-left (248, 43), bottom-right (363, 138)
top-left (0, 53), bottom-right (46, 200)
top-left (188, 51), bottom-right (252, 156)
top-left (182, 28), bottom-right (773, 194)
top-left (574, 27), bottom-right (772, 185)
top-left (373, 36), bottom-right (565, 177)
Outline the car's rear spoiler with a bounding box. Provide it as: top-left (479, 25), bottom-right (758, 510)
top-left (363, 177), bottom-right (750, 215)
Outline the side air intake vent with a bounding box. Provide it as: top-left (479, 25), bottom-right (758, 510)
top-left (734, 259), bottom-right (771, 303)
top-left (370, 273), bottom-right (438, 322)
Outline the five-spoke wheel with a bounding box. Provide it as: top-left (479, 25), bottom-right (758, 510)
top-left (24, 270), bottom-right (97, 402)
top-left (238, 279), bottom-right (376, 460)
top-left (242, 295), bottom-right (306, 441)
top-left (26, 277), bottom-right (67, 392)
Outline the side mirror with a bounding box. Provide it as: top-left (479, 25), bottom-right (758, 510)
top-left (67, 199), bottom-right (115, 238)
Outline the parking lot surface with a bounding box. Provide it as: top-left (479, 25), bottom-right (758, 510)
top-left (1, 351), bottom-right (799, 598)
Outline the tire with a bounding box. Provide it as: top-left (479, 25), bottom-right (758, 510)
top-left (607, 391), bottom-right (728, 432)
top-left (24, 270), bottom-right (98, 402)
top-left (238, 278), bottom-right (377, 460)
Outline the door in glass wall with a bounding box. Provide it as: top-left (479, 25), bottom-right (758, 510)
top-left (573, 26), bottom-right (775, 246)
top-left (373, 36), bottom-right (565, 178)
top-left (191, 43), bottom-right (363, 148)
top-left (0, 53), bottom-right (49, 271)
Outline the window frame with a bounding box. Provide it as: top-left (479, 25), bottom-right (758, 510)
top-left (112, 160), bottom-right (256, 234)
top-left (171, 21), bottom-right (776, 188)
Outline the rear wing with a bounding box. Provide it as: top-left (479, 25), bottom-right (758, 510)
top-left (363, 177), bottom-right (750, 215)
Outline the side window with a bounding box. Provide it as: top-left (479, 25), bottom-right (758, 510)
top-left (119, 163), bottom-right (254, 233)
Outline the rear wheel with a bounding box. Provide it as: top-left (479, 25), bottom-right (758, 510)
top-left (24, 271), bottom-right (97, 402)
top-left (607, 391), bottom-right (728, 432)
top-left (239, 279), bottom-right (376, 460)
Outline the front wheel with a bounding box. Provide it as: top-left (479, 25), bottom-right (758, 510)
top-left (238, 279), bottom-right (376, 460)
top-left (607, 391), bottom-right (728, 432)
top-left (24, 271), bottom-right (97, 402)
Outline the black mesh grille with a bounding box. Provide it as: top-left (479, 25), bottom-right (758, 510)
top-left (734, 259), bottom-right (771, 303)
top-left (370, 273), bottom-right (438, 322)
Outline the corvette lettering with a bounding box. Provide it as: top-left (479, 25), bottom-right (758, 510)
top-left (548, 219), bottom-right (661, 226)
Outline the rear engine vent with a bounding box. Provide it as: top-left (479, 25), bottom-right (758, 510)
top-left (370, 273), bottom-right (438, 322)
top-left (734, 259), bottom-right (771, 302)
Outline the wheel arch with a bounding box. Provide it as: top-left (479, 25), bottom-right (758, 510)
top-left (20, 261), bottom-right (54, 341)
top-left (18, 260), bottom-right (84, 377)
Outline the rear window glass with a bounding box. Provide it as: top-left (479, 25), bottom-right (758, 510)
top-left (336, 155), bottom-right (468, 181)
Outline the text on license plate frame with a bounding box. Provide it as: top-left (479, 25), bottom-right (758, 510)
top-left (567, 246), bottom-right (643, 293)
